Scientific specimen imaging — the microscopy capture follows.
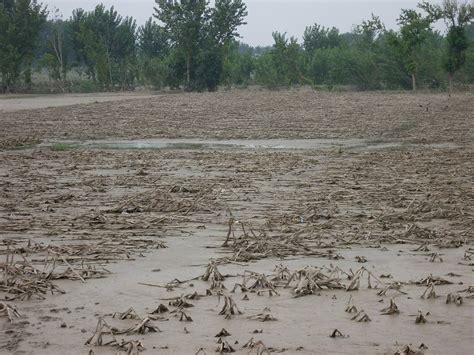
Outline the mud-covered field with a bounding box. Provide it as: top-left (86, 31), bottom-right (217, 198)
top-left (0, 90), bottom-right (473, 354)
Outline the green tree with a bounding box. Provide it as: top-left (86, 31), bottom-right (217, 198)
top-left (40, 8), bottom-right (74, 84)
top-left (72, 5), bottom-right (137, 89)
top-left (138, 18), bottom-right (169, 58)
top-left (221, 41), bottom-right (254, 87)
top-left (354, 14), bottom-right (386, 48)
top-left (154, 0), bottom-right (247, 91)
top-left (0, 0), bottom-right (47, 92)
top-left (303, 24), bottom-right (342, 52)
top-left (154, 0), bottom-right (209, 87)
top-left (255, 32), bottom-right (304, 88)
top-left (138, 18), bottom-right (169, 88)
top-left (390, 9), bottom-right (434, 90)
top-left (419, 0), bottom-right (474, 90)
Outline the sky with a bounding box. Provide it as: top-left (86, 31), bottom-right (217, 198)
top-left (44, 0), bottom-right (445, 46)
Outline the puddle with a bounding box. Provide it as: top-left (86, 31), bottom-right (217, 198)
top-left (40, 138), bottom-right (459, 151)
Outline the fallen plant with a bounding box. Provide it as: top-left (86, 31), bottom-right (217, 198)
top-left (329, 329), bottom-right (347, 338)
top-left (244, 339), bottom-right (270, 355)
top-left (421, 283), bottom-right (437, 299)
top-left (346, 267), bottom-right (384, 291)
top-left (215, 328), bottom-right (231, 337)
top-left (118, 340), bottom-right (145, 355)
top-left (345, 296), bottom-right (358, 313)
top-left (113, 307), bottom-right (142, 320)
top-left (415, 274), bottom-right (452, 286)
top-left (247, 308), bottom-right (277, 322)
top-left (446, 293), bottom-right (463, 305)
top-left (217, 293), bottom-right (242, 319)
top-left (115, 317), bottom-right (160, 335)
top-left (415, 311), bottom-right (428, 324)
top-left (286, 266), bottom-right (345, 297)
top-left (85, 318), bottom-right (117, 347)
top-left (351, 310), bottom-right (371, 322)
top-left (232, 271), bottom-right (279, 296)
top-left (380, 299), bottom-right (400, 315)
top-left (202, 261), bottom-right (225, 282)
top-left (150, 304), bottom-right (169, 314)
top-left (216, 340), bottom-right (235, 353)
top-left (0, 302), bottom-right (20, 322)
top-left (428, 253), bottom-right (443, 262)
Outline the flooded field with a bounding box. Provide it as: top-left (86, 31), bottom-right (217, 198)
top-left (0, 90), bottom-right (472, 354)
top-left (40, 138), bottom-right (460, 151)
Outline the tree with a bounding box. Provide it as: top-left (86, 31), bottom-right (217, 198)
top-left (138, 18), bottom-right (169, 58)
top-left (390, 9), bottom-right (434, 90)
top-left (40, 8), bottom-right (73, 84)
top-left (419, 0), bottom-right (474, 90)
top-left (221, 41), bottom-right (254, 87)
top-left (303, 24), bottom-right (342, 52)
top-left (255, 32), bottom-right (304, 88)
top-left (0, 0), bottom-right (47, 92)
top-left (354, 14), bottom-right (386, 48)
top-left (154, 0), bottom-right (209, 87)
top-left (71, 5), bottom-right (138, 89)
top-left (154, 0), bottom-right (247, 91)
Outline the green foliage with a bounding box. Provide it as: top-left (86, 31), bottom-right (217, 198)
top-left (306, 47), bottom-right (379, 89)
top-left (39, 52), bottom-right (61, 80)
top-left (354, 14), bottom-right (386, 48)
top-left (255, 32), bottom-right (304, 88)
top-left (138, 18), bottom-right (169, 58)
top-left (389, 9), bottom-right (434, 89)
top-left (419, 0), bottom-right (473, 88)
top-left (72, 5), bottom-right (137, 89)
top-left (221, 41), bottom-right (254, 87)
top-left (153, 0), bottom-right (247, 91)
top-left (303, 24), bottom-right (343, 51)
top-left (1, 0), bottom-right (473, 94)
top-left (0, 0), bottom-right (47, 92)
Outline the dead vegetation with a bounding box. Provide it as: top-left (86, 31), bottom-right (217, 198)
top-left (0, 238), bottom-right (166, 301)
top-left (0, 91), bottom-right (472, 354)
top-left (0, 302), bottom-right (20, 322)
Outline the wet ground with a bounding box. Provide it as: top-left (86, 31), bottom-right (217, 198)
top-left (40, 138), bottom-right (460, 151)
top-left (0, 89), bottom-right (473, 354)
top-left (0, 92), bottom-right (159, 113)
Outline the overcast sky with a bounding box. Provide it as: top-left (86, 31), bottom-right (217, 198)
top-left (44, 0), bottom-right (445, 46)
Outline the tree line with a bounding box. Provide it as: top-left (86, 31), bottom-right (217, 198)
top-left (0, 0), bottom-right (473, 93)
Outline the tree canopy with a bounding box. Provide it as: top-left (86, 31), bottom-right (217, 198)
top-left (0, 0), bottom-right (473, 93)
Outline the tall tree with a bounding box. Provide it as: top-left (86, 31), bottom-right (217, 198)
top-left (391, 9), bottom-right (434, 90)
top-left (138, 18), bottom-right (169, 58)
top-left (255, 32), bottom-right (304, 88)
top-left (354, 14), bottom-right (386, 48)
top-left (41, 8), bottom-right (71, 83)
top-left (0, 0), bottom-right (47, 92)
top-left (154, 0), bottom-right (209, 86)
top-left (303, 24), bottom-right (342, 52)
top-left (72, 5), bottom-right (137, 89)
top-left (154, 0), bottom-right (247, 91)
top-left (419, 0), bottom-right (474, 90)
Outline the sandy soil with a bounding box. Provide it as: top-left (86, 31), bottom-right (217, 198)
top-left (0, 90), bottom-right (473, 355)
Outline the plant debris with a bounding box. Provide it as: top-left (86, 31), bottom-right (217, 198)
top-left (380, 299), bottom-right (400, 315)
top-left (218, 293), bottom-right (242, 319)
top-left (0, 302), bottom-right (21, 322)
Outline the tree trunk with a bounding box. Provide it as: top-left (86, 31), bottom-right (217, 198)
top-left (448, 72), bottom-right (453, 93)
top-left (107, 48), bottom-right (113, 89)
top-left (186, 53), bottom-right (191, 88)
top-left (411, 72), bottom-right (416, 91)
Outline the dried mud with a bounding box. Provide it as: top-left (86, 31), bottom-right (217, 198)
top-left (0, 89), bottom-right (473, 354)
